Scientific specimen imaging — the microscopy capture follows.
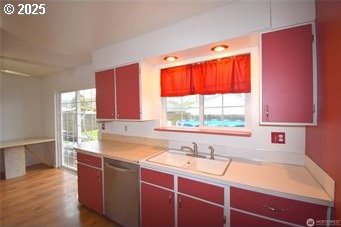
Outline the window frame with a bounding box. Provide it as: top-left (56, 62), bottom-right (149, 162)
top-left (161, 93), bottom-right (251, 132)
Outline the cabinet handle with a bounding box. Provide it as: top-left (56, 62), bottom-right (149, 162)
top-left (265, 105), bottom-right (270, 118)
top-left (97, 171), bottom-right (100, 181)
top-left (168, 194), bottom-right (172, 206)
top-left (262, 205), bottom-right (286, 213)
top-left (178, 195), bottom-right (182, 208)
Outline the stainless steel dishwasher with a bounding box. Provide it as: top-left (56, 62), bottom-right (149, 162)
top-left (104, 158), bottom-right (139, 227)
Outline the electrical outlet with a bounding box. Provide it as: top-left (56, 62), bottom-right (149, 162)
top-left (124, 125), bottom-right (128, 131)
top-left (271, 132), bottom-right (285, 144)
top-left (101, 123), bottom-right (105, 130)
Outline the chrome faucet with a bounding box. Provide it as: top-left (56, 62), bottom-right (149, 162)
top-left (208, 146), bottom-right (215, 160)
top-left (192, 142), bottom-right (198, 157)
top-left (181, 142), bottom-right (205, 158)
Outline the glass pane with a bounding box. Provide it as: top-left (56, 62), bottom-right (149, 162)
top-left (204, 94), bottom-right (222, 108)
top-left (223, 93), bottom-right (245, 107)
top-left (60, 88), bottom-right (98, 171)
top-left (182, 95), bottom-right (199, 108)
top-left (61, 92), bottom-right (75, 104)
top-left (79, 89), bottom-right (93, 101)
top-left (166, 95), bottom-right (199, 127)
top-left (204, 108), bottom-right (223, 127)
top-left (166, 97), bottom-right (182, 110)
top-left (223, 107), bottom-right (245, 127)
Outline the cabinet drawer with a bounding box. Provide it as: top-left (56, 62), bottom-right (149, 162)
top-left (230, 187), bottom-right (328, 226)
top-left (178, 177), bottom-right (224, 205)
top-left (141, 168), bottom-right (174, 190)
top-left (77, 152), bottom-right (102, 168)
top-left (231, 209), bottom-right (292, 227)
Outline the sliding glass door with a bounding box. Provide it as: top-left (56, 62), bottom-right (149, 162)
top-left (59, 88), bottom-right (98, 170)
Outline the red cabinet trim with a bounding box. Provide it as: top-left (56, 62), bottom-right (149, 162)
top-left (141, 168), bottom-right (174, 190)
top-left (230, 187), bottom-right (328, 226)
top-left (77, 152), bottom-right (102, 169)
top-left (230, 209), bottom-right (293, 227)
top-left (178, 177), bottom-right (224, 205)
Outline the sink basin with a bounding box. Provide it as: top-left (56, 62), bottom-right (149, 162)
top-left (188, 157), bottom-right (230, 176)
top-left (147, 151), bottom-right (192, 168)
top-left (147, 150), bottom-right (230, 176)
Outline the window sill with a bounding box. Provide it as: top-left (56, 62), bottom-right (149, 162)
top-left (154, 127), bottom-right (252, 137)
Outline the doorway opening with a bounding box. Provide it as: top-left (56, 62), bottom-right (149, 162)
top-left (58, 88), bottom-right (98, 170)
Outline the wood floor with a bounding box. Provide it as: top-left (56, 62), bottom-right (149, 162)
top-left (0, 164), bottom-right (119, 227)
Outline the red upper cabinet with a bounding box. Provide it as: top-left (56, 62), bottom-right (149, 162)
top-left (115, 63), bottom-right (140, 119)
top-left (261, 24), bottom-right (315, 125)
top-left (95, 62), bottom-right (157, 121)
top-left (95, 69), bottom-right (115, 120)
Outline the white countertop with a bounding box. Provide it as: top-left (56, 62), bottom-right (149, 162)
top-left (225, 159), bottom-right (333, 206)
top-left (0, 138), bottom-right (55, 149)
top-left (75, 140), bottom-right (165, 164)
top-left (140, 154), bottom-right (333, 207)
top-left (75, 140), bottom-right (333, 207)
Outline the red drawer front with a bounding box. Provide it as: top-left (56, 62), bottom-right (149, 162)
top-left (178, 177), bottom-right (224, 205)
top-left (231, 210), bottom-right (292, 227)
top-left (230, 187), bottom-right (328, 226)
top-left (141, 168), bottom-right (174, 190)
top-left (77, 152), bottom-right (102, 168)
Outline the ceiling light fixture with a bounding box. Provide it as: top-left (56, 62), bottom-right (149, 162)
top-left (163, 56), bottom-right (178, 62)
top-left (211, 45), bottom-right (229, 52)
top-left (1, 69), bottom-right (31, 77)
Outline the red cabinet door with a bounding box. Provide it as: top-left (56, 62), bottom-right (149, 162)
top-left (141, 182), bottom-right (174, 227)
top-left (231, 210), bottom-right (292, 227)
top-left (262, 24), bottom-right (314, 124)
top-left (95, 69), bottom-right (115, 119)
top-left (77, 163), bottom-right (103, 214)
top-left (178, 194), bottom-right (224, 227)
top-left (115, 63), bottom-right (140, 120)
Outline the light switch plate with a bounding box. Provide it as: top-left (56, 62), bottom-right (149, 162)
top-left (271, 132), bottom-right (285, 144)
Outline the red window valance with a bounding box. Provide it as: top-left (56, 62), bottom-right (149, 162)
top-left (160, 53), bottom-right (251, 97)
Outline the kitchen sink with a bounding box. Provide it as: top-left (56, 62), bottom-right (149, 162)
top-left (147, 150), bottom-right (231, 176)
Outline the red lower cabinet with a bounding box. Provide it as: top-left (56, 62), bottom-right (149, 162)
top-left (230, 187), bottom-right (328, 227)
top-left (77, 163), bottom-right (103, 214)
top-left (140, 168), bottom-right (225, 227)
top-left (141, 182), bottom-right (174, 227)
top-left (231, 210), bottom-right (292, 227)
top-left (178, 194), bottom-right (224, 227)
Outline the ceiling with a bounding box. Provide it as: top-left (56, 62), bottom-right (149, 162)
top-left (0, 1), bottom-right (232, 77)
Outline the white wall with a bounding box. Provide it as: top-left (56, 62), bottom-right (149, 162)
top-left (92, 0), bottom-right (315, 72)
top-left (41, 64), bottom-right (95, 138)
top-left (93, 0), bottom-right (271, 71)
top-left (100, 47), bottom-right (306, 165)
top-left (0, 74), bottom-right (44, 167)
top-left (0, 74), bottom-right (43, 140)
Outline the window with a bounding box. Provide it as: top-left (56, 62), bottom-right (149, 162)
top-left (59, 88), bottom-right (98, 170)
top-left (164, 93), bottom-right (247, 128)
